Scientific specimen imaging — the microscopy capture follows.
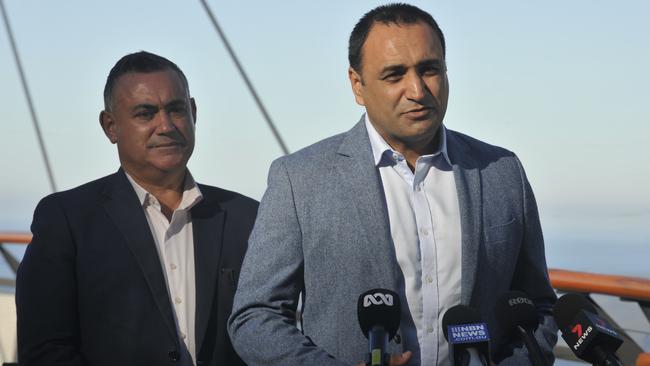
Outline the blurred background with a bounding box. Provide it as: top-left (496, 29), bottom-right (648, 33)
top-left (2, 0), bottom-right (649, 277)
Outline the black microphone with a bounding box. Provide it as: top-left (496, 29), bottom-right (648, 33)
top-left (442, 305), bottom-right (491, 366)
top-left (495, 291), bottom-right (551, 366)
top-left (553, 293), bottom-right (624, 366)
top-left (357, 289), bottom-right (401, 366)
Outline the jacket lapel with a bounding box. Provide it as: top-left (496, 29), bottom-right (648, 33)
top-left (101, 170), bottom-right (179, 343)
top-left (334, 119), bottom-right (401, 288)
top-left (191, 191), bottom-right (225, 356)
top-left (447, 132), bottom-right (484, 305)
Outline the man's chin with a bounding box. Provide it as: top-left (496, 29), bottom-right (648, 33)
top-left (149, 157), bottom-right (190, 173)
top-left (402, 120), bottom-right (441, 138)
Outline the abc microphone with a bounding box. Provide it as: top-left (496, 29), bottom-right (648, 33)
top-left (357, 289), bottom-right (401, 366)
top-left (442, 305), bottom-right (491, 366)
top-left (495, 291), bottom-right (550, 366)
top-left (553, 293), bottom-right (624, 366)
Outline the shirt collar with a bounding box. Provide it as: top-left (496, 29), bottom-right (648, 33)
top-left (364, 113), bottom-right (451, 167)
top-left (125, 170), bottom-right (203, 211)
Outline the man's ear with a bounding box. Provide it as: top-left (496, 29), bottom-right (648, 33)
top-left (190, 97), bottom-right (197, 125)
top-left (99, 110), bottom-right (118, 144)
top-left (348, 67), bottom-right (366, 106)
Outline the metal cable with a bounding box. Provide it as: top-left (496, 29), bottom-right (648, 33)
top-left (1, 0), bottom-right (57, 192)
top-left (199, 0), bottom-right (290, 155)
top-left (0, 244), bottom-right (19, 274)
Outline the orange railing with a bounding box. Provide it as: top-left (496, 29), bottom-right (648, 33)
top-left (550, 268), bottom-right (650, 302)
top-left (0, 232), bottom-right (30, 245)
top-left (638, 353), bottom-right (650, 366)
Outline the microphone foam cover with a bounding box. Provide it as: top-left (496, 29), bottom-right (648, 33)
top-left (442, 304), bottom-right (482, 341)
top-left (553, 293), bottom-right (598, 330)
top-left (357, 288), bottom-right (401, 340)
top-left (495, 291), bottom-right (538, 333)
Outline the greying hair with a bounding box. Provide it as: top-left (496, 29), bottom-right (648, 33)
top-left (103, 51), bottom-right (189, 110)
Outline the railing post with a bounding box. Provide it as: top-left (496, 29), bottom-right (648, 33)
top-left (0, 244), bottom-right (19, 275)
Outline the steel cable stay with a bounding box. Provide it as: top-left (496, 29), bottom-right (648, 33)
top-left (198, 0), bottom-right (290, 155)
top-left (1, 0), bottom-right (57, 192)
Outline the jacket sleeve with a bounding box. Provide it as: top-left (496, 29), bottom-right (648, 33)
top-left (16, 194), bottom-right (84, 366)
top-left (497, 157), bottom-right (558, 365)
top-left (228, 159), bottom-right (349, 366)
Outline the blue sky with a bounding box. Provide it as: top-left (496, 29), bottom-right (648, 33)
top-left (1, 0), bottom-right (649, 275)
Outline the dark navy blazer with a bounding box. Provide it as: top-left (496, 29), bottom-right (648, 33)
top-left (16, 170), bottom-right (258, 366)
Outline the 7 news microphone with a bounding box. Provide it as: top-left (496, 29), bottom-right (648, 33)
top-left (495, 291), bottom-right (551, 366)
top-left (442, 305), bottom-right (491, 366)
top-left (357, 288), bottom-right (401, 366)
top-left (553, 293), bottom-right (624, 366)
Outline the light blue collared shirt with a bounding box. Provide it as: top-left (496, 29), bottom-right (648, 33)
top-left (365, 114), bottom-right (462, 366)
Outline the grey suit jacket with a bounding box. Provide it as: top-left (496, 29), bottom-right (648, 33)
top-left (229, 119), bottom-right (557, 365)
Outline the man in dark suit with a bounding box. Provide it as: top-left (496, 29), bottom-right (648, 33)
top-left (16, 51), bottom-right (257, 366)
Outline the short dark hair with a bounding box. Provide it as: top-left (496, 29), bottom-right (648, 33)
top-left (348, 3), bottom-right (446, 73)
top-left (103, 51), bottom-right (189, 110)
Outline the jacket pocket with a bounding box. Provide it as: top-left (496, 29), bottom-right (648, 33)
top-left (220, 268), bottom-right (236, 287)
top-left (485, 217), bottom-right (518, 244)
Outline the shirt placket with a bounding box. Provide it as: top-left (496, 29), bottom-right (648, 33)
top-left (413, 158), bottom-right (439, 366)
top-left (167, 210), bottom-right (189, 344)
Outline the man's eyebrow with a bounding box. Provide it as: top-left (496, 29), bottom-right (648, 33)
top-left (131, 103), bottom-right (158, 112)
top-left (418, 59), bottom-right (443, 68)
top-left (379, 64), bottom-right (406, 75)
top-left (165, 99), bottom-right (187, 108)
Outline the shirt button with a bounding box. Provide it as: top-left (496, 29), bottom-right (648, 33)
top-left (170, 263), bottom-right (177, 270)
top-left (181, 332), bottom-right (187, 339)
top-left (427, 326), bottom-right (434, 333)
top-left (415, 185), bottom-right (422, 191)
top-left (426, 276), bottom-right (433, 284)
top-left (174, 296), bottom-right (182, 304)
top-left (422, 228), bottom-right (429, 236)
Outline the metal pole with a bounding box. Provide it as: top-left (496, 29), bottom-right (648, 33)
top-left (198, 0), bottom-right (290, 155)
top-left (0, 244), bottom-right (19, 274)
top-left (1, 0), bottom-right (57, 192)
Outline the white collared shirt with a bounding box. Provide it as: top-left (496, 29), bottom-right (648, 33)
top-left (365, 115), bottom-right (462, 366)
top-left (126, 171), bottom-right (203, 366)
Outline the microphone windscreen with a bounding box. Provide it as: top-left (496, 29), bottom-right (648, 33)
top-left (442, 305), bottom-right (482, 341)
top-left (357, 288), bottom-right (401, 339)
top-left (553, 293), bottom-right (598, 330)
top-left (495, 291), bottom-right (538, 333)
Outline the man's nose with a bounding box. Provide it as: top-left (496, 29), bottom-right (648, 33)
top-left (156, 111), bottom-right (177, 133)
top-left (405, 73), bottom-right (427, 101)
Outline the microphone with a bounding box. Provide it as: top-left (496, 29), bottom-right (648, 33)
top-left (553, 293), bottom-right (624, 366)
top-left (357, 288), bottom-right (401, 366)
top-left (495, 291), bottom-right (550, 366)
top-left (442, 305), bottom-right (491, 366)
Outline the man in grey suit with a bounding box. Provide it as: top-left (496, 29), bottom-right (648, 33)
top-left (229, 3), bottom-right (557, 365)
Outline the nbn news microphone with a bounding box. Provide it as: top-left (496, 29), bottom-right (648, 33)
top-left (357, 289), bottom-right (401, 366)
top-left (442, 305), bottom-right (491, 366)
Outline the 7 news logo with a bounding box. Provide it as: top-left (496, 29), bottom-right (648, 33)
top-left (571, 323), bottom-right (593, 351)
top-left (572, 323), bottom-right (584, 337)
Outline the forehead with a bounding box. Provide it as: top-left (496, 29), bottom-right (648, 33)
top-left (361, 21), bottom-right (444, 70)
top-left (113, 70), bottom-right (188, 105)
